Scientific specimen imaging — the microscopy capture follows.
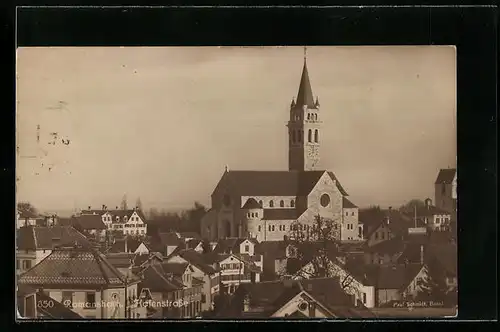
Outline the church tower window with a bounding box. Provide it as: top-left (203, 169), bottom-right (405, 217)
top-left (307, 113), bottom-right (310, 120)
top-left (269, 200), bottom-right (274, 208)
top-left (290, 200), bottom-right (295, 208)
top-left (308, 129), bottom-right (312, 142)
top-left (314, 129), bottom-right (319, 143)
top-left (280, 200), bottom-right (284, 207)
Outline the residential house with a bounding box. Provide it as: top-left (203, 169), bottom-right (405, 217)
top-left (363, 237), bottom-right (406, 265)
top-left (161, 262), bottom-right (204, 318)
top-left (406, 198), bottom-right (452, 232)
top-left (17, 285), bottom-right (83, 319)
top-left (82, 206), bottom-right (148, 237)
top-left (254, 241), bottom-right (289, 280)
top-left (219, 278), bottom-right (376, 318)
top-left (16, 225), bottom-right (92, 275)
top-left (149, 232), bottom-right (185, 257)
top-left (136, 264), bottom-right (185, 318)
top-left (165, 249), bottom-right (220, 312)
top-left (208, 253), bottom-right (262, 295)
top-left (17, 245), bottom-right (146, 319)
top-left (17, 211), bottom-right (39, 229)
top-left (107, 237), bottom-right (150, 255)
top-left (71, 214), bottom-right (107, 241)
top-left (364, 209), bottom-right (411, 247)
top-left (375, 264), bottom-right (427, 306)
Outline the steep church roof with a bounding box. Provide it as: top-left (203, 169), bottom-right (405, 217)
top-left (435, 168), bottom-right (456, 184)
top-left (296, 59), bottom-right (317, 109)
top-left (212, 170), bottom-right (348, 197)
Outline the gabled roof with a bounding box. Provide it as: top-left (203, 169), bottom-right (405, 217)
top-left (139, 265), bottom-right (184, 293)
top-left (18, 246), bottom-right (135, 288)
top-left (213, 238), bottom-right (245, 254)
top-left (107, 238), bottom-right (144, 253)
top-left (435, 168), bottom-right (456, 184)
top-left (343, 197), bottom-right (358, 208)
top-left (364, 237), bottom-right (405, 255)
top-left (176, 249), bottom-right (217, 275)
top-left (376, 264), bottom-right (425, 290)
top-left (72, 214), bottom-right (106, 230)
top-left (365, 210), bottom-right (413, 239)
top-left (255, 241), bottom-right (289, 259)
top-left (242, 198), bottom-right (262, 209)
top-left (295, 59), bottom-right (316, 109)
top-left (160, 262), bottom-right (192, 276)
top-left (16, 226), bottom-right (92, 251)
top-left (224, 277), bottom-right (375, 318)
top-left (213, 170), bottom-right (348, 197)
top-left (105, 252), bottom-right (136, 268)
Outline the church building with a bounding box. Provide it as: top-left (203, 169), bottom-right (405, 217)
top-left (201, 52), bottom-right (363, 243)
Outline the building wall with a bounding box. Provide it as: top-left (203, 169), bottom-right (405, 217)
top-left (367, 224), bottom-right (394, 247)
top-left (342, 207), bottom-right (361, 241)
top-left (16, 250), bottom-right (37, 275)
top-left (435, 183), bottom-right (454, 214)
top-left (122, 212), bottom-right (147, 236)
top-left (402, 267), bottom-right (426, 299)
top-left (377, 289), bottom-right (401, 306)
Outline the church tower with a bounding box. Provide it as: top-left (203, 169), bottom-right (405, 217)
top-left (288, 48), bottom-right (321, 171)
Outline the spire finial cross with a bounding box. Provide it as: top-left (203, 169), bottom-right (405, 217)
top-left (304, 46), bottom-right (307, 61)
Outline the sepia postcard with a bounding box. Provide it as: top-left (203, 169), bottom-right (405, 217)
top-left (16, 46), bottom-right (457, 320)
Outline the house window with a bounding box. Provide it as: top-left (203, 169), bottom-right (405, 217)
top-left (258, 225), bottom-right (261, 232)
top-left (16, 259), bottom-right (20, 270)
top-left (351, 212), bottom-right (355, 216)
top-left (269, 225), bottom-right (272, 231)
top-left (381, 232), bottom-right (385, 240)
top-left (362, 293), bottom-right (367, 304)
top-left (436, 218), bottom-right (440, 224)
top-left (291, 200), bottom-right (295, 207)
top-left (23, 260), bottom-right (31, 270)
top-left (244, 245), bottom-right (249, 252)
top-left (201, 294), bottom-right (206, 304)
top-left (259, 200), bottom-right (263, 207)
top-left (280, 200), bottom-right (284, 207)
top-left (345, 212), bottom-right (349, 216)
top-left (86, 292), bottom-right (96, 308)
top-left (269, 200), bottom-right (274, 208)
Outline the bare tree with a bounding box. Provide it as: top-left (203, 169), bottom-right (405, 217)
top-left (17, 201), bottom-right (38, 217)
top-left (281, 214), bottom-right (363, 303)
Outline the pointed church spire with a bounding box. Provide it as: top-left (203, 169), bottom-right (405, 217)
top-left (296, 47), bottom-right (316, 109)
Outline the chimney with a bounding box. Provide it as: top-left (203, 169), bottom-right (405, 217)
top-left (420, 245), bottom-right (424, 264)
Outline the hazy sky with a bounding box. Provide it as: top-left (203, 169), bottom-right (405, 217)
top-left (16, 46), bottom-right (456, 214)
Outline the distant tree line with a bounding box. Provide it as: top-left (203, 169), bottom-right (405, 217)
top-left (146, 202), bottom-right (207, 235)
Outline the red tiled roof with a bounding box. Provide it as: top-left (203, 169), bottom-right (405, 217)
top-left (435, 168), bottom-right (456, 184)
top-left (213, 170), bottom-right (348, 197)
top-left (18, 247), bottom-right (133, 288)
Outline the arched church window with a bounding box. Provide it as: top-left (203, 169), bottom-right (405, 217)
top-left (269, 200), bottom-right (274, 208)
top-left (314, 129), bottom-right (319, 143)
top-left (307, 113), bottom-right (310, 120)
top-left (308, 129), bottom-right (312, 142)
top-left (290, 200), bottom-right (295, 208)
top-left (314, 114), bottom-right (318, 121)
top-left (280, 200), bottom-right (284, 207)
